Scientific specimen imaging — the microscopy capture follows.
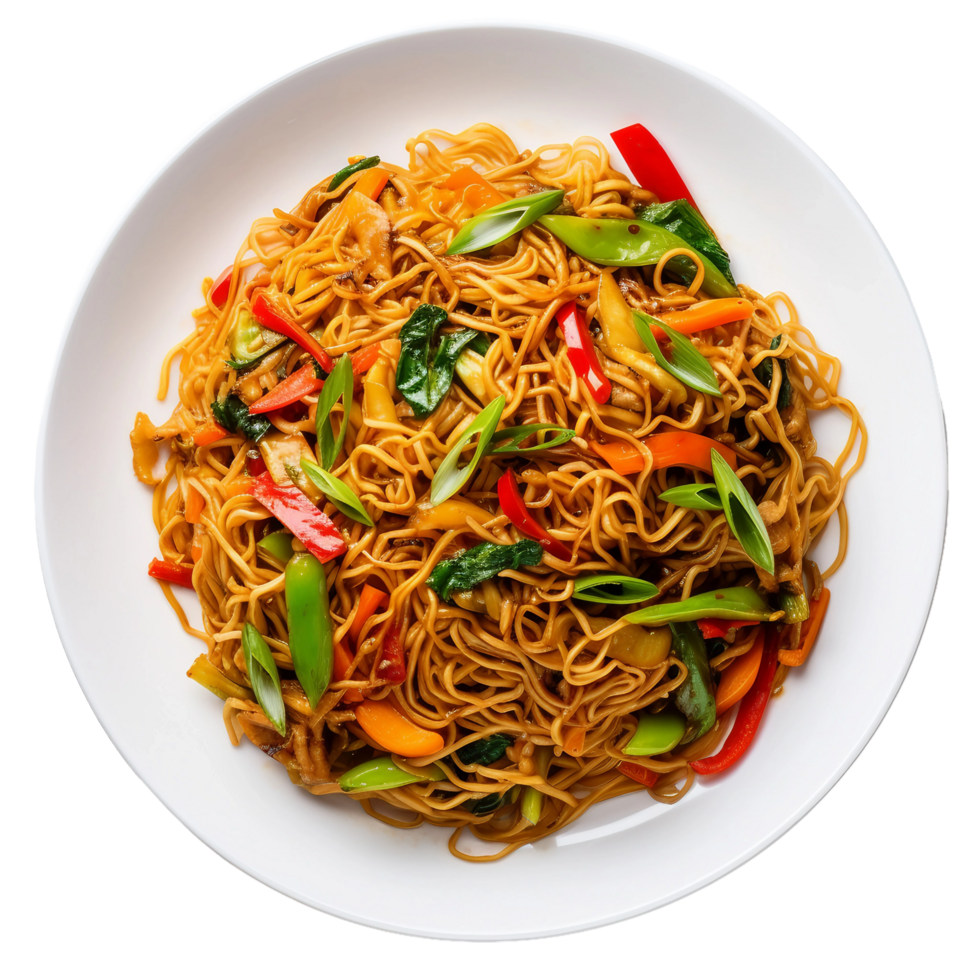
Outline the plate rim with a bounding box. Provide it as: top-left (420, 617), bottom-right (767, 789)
top-left (35, 22), bottom-right (948, 940)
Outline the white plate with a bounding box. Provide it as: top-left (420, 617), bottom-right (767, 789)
top-left (36, 26), bottom-right (946, 940)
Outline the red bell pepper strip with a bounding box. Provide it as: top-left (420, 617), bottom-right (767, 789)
top-left (245, 449), bottom-right (267, 476)
top-left (691, 627), bottom-right (780, 775)
top-left (209, 265), bottom-right (233, 307)
top-left (250, 471), bottom-right (347, 563)
top-left (375, 623), bottom-right (407, 685)
top-left (698, 617), bottom-right (760, 640)
top-left (251, 291), bottom-right (334, 375)
top-left (618, 761), bottom-right (659, 789)
top-left (350, 342), bottom-right (382, 375)
top-left (148, 558), bottom-right (194, 589)
top-left (556, 301), bottom-right (611, 404)
top-left (248, 363), bottom-right (324, 415)
top-left (611, 124), bottom-right (700, 212)
top-left (497, 469), bottom-right (574, 562)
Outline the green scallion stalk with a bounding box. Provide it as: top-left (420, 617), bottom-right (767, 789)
top-left (301, 460), bottom-right (374, 526)
top-left (634, 312), bottom-right (722, 397)
top-left (573, 574), bottom-right (660, 604)
top-left (623, 586), bottom-right (777, 627)
top-left (658, 483), bottom-right (724, 510)
top-left (446, 189), bottom-right (565, 255)
top-left (315, 354), bottom-right (353, 471)
top-left (241, 622), bottom-right (288, 737)
top-left (430, 395), bottom-right (506, 504)
top-left (710, 449), bottom-right (775, 574)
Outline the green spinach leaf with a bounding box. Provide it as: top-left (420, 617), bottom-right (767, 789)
top-left (634, 200), bottom-right (736, 287)
top-left (754, 335), bottom-right (794, 410)
top-left (427, 539), bottom-right (543, 602)
top-left (395, 304), bottom-right (477, 417)
top-left (211, 395), bottom-right (271, 442)
top-left (456, 734), bottom-right (513, 767)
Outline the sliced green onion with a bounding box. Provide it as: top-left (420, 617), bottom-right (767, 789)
top-left (315, 354), bottom-right (353, 471)
top-left (328, 155), bottom-right (381, 192)
top-left (623, 586), bottom-right (776, 627)
top-left (521, 787), bottom-right (543, 825)
top-left (710, 449), bottom-right (775, 574)
top-left (779, 590), bottom-right (810, 624)
top-left (445, 189), bottom-right (565, 256)
top-left (659, 483), bottom-right (724, 510)
top-left (521, 744), bottom-right (552, 825)
top-left (241, 622), bottom-right (287, 737)
top-left (430, 395), bottom-right (506, 505)
top-left (573, 574), bottom-right (660, 604)
top-left (634, 312), bottom-right (722, 397)
top-left (257, 529), bottom-right (294, 564)
top-left (489, 423), bottom-right (576, 455)
top-left (301, 460), bottom-right (374, 526)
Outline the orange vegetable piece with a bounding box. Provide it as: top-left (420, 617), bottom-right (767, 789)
top-left (779, 589), bottom-right (831, 667)
top-left (591, 431), bottom-right (737, 476)
top-left (657, 298), bottom-right (755, 337)
top-left (349, 584), bottom-right (389, 646)
top-left (193, 420), bottom-right (228, 447)
top-left (185, 484), bottom-right (205, 524)
top-left (618, 761), bottom-right (659, 788)
top-left (350, 342), bottom-right (382, 375)
top-left (350, 167), bottom-right (391, 202)
top-left (445, 165), bottom-right (505, 212)
top-left (564, 727), bottom-right (587, 756)
top-left (715, 630), bottom-right (764, 714)
top-left (354, 697), bottom-right (445, 757)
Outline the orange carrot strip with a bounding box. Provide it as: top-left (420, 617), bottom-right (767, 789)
top-left (779, 589), bottom-right (831, 666)
top-left (350, 584), bottom-right (389, 646)
top-left (185, 485), bottom-right (205, 524)
top-left (331, 638), bottom-right (364, 702)
top-left (190, 524), bottom-right (206, 563)
top-left (193, 421), bottom-right (228, 447)
top-left (591, 431), bottom-right (737, 476)
top-left (445, 165), bottom-right (505, 212)
top-left (351, 167), bottom-right (390, 202)
top-left (658, 298), bottom-right (755, 337)
top-left (715, 630), bottom-right (764, 714)
top-left (590, 439), bottom-right (645, 475)
top-left (224, 479), bottom-right (253, 498)
top-left (564, 727), bottom-right (587, 756)
top-left (354, 697), bottom-right (445, 757)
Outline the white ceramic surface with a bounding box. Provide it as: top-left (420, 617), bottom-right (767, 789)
top-left (37, 26), bottom-right (945, 940)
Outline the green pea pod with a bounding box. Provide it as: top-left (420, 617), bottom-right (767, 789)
top-left (338, 756), bottom-right (443, 792)
top-left (257, 530), bottom-right (295, 564)
top-left (285, 554), bottom-right (333, 709)
top-left (623, 586), bottom-right (776, 627)
top-left (539, 215), bottom-right (739, 298)
top-left (623, 709), bottom-right (686, 756)
top-left (446, 189), bottom-right (566, 255)
top-left (670, 622), bottom-right (716, 744)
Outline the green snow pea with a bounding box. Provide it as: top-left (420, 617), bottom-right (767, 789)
top-left (338, 756), bottom-right (444, 793)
